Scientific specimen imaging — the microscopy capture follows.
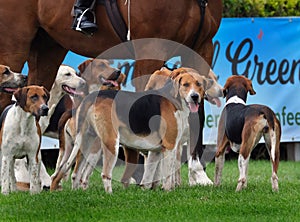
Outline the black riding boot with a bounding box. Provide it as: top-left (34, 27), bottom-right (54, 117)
top-left (71, 0), bottom-right (98, 36)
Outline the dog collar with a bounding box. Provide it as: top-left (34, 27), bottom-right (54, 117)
top-left (225, 95), bottom-right (246, 106)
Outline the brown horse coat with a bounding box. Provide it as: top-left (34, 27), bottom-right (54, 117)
top-left (0, 0), bottom-right (222, 91)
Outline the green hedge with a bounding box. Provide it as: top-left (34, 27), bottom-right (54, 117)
top-left (223, 0), bottom-right (300, 17)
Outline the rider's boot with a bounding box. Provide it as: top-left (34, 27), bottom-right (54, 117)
top-left (71, 0), bottom-right (98, 36)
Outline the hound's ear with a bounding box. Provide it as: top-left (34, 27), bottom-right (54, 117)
top-left (170, 69), bottom-right (184, 80)
top-left (78, 59), bottom-right (93, 74)
top-left (203, 78), bottom-right (214, 91)
top-left (222, 88), bottom-right (227, 98)
top-left (170, 70), bottom-right (179, 80)
top-left (42, 86), bottom-right (50, 102)
top-left (14, 87), bottom-right (27, 108)
top-left (165, 78), bottom-right (180, 98)
top-left (117, 73), bottom-right (126, 85)
top-left (222, 80), bottom-right (230, 98)
top-left (246, 79), bottom-right (256, 95)
top-left (115, 73), bottom-right (126, 90)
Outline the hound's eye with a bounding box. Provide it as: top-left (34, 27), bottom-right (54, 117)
top-left (182, 83), bottom-right (190, 87)
top-left (3, 68), bottom-right (10, 75)
top-left (98, 63), bottom-right (106, 68)
top-left (31, 95), bottom-right (39, 101)
top-left (196, 81), bottom-right (201, 87)
top-left (65, 72), bottom-right (71, 76)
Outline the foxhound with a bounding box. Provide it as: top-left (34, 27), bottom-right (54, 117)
top-left (13, 65), bottom-right (87, 190)
top-left (0, 64), bottom-right (27, 93)
top-left (51, 59), bottom-right (125, 190)
top-left (52, 69), bottom-right (214, 193)
top-left (214, 75), bottom-right (281, 191)
top-left (70, 70), bottom-right (125, 190)
top-left (1, 86), bottom-right (49, 194)
top-left (78, 58), bottom-right (124, 93)
top-left (142, 67), bottom-right (223, 188)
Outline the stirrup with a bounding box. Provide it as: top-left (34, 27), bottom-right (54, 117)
top-left (75, 8), bottom-right (97, 36)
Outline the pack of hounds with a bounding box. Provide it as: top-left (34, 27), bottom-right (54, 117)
top-left (0, 60), bottom-right (281, 195)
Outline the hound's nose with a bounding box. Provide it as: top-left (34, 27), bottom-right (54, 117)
top-left (191, 93), bottom-right (199, 103)
top-left (40, 104), bottom-right (49, 116)
top-left (79, 79), bottom-right (86, 88)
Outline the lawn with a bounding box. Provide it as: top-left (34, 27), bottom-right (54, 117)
top-left (1, 160), bottom-right (300, 222)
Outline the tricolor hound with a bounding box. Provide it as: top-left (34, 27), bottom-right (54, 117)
top-left (214, 75), bottom-right (281, 191)
top-left (141, 67), bottom-right (223, 188)
top-left (0, 65), bottom-right (27, 93)
top-left (54, 70), bottom-right (213, 193)
top-left (1, 86), bottom-right (49, 194)
top-left (0, 64), bottom-right (28, 115)
top-left (51, 59), bottom-right (125, 190)
top-left (13, 65), bottom-right (86, 190)
top-left (77, 58), bottom-right (124, 93)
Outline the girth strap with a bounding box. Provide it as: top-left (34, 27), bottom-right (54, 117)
top-left (191, 0), bottom-right (208, 49)
top-left (97, 0), bottom-right (207, 45)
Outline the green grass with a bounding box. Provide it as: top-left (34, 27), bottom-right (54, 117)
top-left (1, 160), bottom-right (300, 222)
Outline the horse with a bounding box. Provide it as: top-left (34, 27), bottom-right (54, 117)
top-left (0, 0), bottom-right (222, 185)
top-left (0, 0), bottom-right (222, 88)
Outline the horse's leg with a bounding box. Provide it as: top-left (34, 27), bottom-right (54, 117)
top-left (0, 1), bottom-right (34, 71)
top-left (0, 14), bottom-right (35, 114)
top-left (27, 29), bottom-right (68, 90)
